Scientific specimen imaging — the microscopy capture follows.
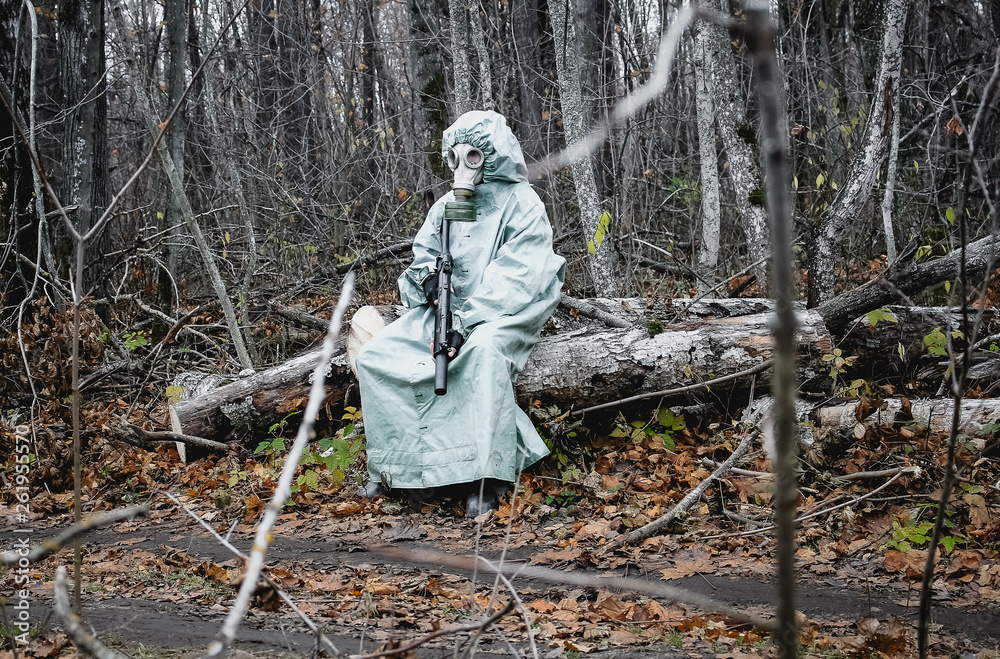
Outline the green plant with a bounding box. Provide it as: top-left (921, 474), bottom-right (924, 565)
top-left (923, 326), bottom-right (964, 357)
top-left (610, 407), bottom-right (685, 451)
top-left (667, 629), bottom-right (684, 648)
top-left (882, 508), bottom-right (963, 554)
top-left (883, 519), bottom-right (934, 552)
top-left (838, 378), bottom-right (873, 398)
top-left (822, 347), bottom-right (857, 378)
top-left (923, 327), bottom-right (947, 356)
top-left (122, 330), bottom-right (148, 350)
top-left (866, 308), bottom-right (898, 327)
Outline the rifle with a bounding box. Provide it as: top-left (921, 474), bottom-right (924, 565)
top-left (433, 189), bottom-right (477, 395)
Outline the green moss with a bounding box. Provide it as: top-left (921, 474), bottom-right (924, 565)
top-left (647, 318), bottom-right (663, 337)
top-left (748, 186), bottom-right (767, 208)
top-left (736, 121), bottom-right (756, 146)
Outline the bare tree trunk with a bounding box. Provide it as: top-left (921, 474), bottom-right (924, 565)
top-left (511, 0), bottom-right (546, 161)
top-left (702, 0), bottom-right (768, 292)
top-left (57, 0), bottom-right (109, 292)
top-left (880, 61), bottom-right (903, 263)
top-left (469, 0), bottom-right (493, 109)
top-left (571, 0), bottom-right (615, 199)
top-left (201, 0), bottom-right (260, 364)
top-left (171, 305), bottom-right (834, 440)
top-left (807, 0), bottom-right (913, 306)
top-left (695, 24), bottom-right (721, 298)
top-left (406, 0), bottom-right (449, 204)
top-left (549, 0), bottom-right (622, 295)
top-left (161, 0), bottom-right (188, 309)
top-left (449, 0), bottom-right (473, 115)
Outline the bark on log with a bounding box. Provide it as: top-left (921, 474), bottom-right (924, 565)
top-left (170, 302), bottom-right (834, 440)
top-left (815, 397), bottom-right (1000, 436)
top-left (816, 234), bottom-right (1000, 334)
top-left (833, 306), bottom-right (998, 382)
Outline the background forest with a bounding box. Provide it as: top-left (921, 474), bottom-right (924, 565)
top-left (3, 1), bottom-right (1000, 657)
top-left (2, 0), bottom-right (999, 336)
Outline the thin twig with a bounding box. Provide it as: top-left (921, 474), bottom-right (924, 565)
top-left (699, 468), bottom-right (911, 541)
top-left (368, 545), bottom-right (777, 632)
top-left (574, 360), bottom-right (774, 416)
top-left (118, 424), bottom-right (229, 452)
top-left (206, 272), bottom-right (355, 659)
top-left (0, 505), bottom-right (148, 565)
top-left (620, 431), bottom-right (756, 546)
top-left (164, 492), bottom-right (341, 658)
top-left (53, 566), bottom-right (131, 659)
top-left (474, 556), bottom-right (538, 659)
top-left (350, 602), bottom-right (514, 659)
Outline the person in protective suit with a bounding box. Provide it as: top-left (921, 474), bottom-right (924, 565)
top-left (354, 111), bottom-right (566, 517)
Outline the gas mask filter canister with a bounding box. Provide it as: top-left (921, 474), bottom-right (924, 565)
top-left (444, 143), bottom-right (484, 222)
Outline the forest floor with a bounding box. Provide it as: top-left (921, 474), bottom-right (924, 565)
top-left (4, 407), bottom-right (1000, 659)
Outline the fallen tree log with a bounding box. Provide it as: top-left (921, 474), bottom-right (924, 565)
top-left (169, 292), bottom-right (1000, 442)
top-left (169, 300), bottom-right (833, 440)
top-left (815, 397), bottom-right (1000, 436)
top-left (817, 234), bottom-right (1000, 334)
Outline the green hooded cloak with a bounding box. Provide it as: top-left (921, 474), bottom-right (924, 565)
top-left (355, 111), bottom-right (566, 489)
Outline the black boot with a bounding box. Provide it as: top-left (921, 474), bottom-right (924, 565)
top-left (465, 482), bottom-right (500, 518)
top-left (359, 481), bottom-right (387, 499)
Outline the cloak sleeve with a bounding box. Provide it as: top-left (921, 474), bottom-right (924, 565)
top-left (452, 195), bottom-right (562, 339)
top-left (397, 205), bottom-right (443, 309)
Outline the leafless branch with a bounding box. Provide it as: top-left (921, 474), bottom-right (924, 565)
top-left (369, 545), bottom-right (777, 632)
top-left (1, 505), bottom-right (148, 566)
top-left (205, 272), bottom-right (355, 659)
top-left (621, 431), bottom-right (756, 545)
top-left (53, 566), bottom-right (131, 659)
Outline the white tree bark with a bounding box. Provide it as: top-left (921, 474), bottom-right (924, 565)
top-left (808, 0), bottom-right (913, 305)
top-left (695, 25), bottom-right (721, 298)
top-left (548, 0), bottom-right (622, 295)
top-left (703, 0), bottom-right (769, 291)
top-left (469, 0), bottom-right (493, 109)
top-left (817, 398), bottom-right (1000, 436)
top-left (880, 64), bottom-right (903, 263)
top-left (449, 0), bottom-right (473, 115)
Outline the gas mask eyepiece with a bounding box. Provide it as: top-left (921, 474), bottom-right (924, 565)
top-left (447, 144), bottom-right (485, 193)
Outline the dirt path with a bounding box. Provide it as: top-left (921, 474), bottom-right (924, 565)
top-left (7, 501), bottom-right (999, 658)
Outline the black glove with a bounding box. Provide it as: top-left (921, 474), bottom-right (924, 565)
top-left (421, 272), bottom-right (440, 305)
top-left (446, 329), bottom-right (464, 359)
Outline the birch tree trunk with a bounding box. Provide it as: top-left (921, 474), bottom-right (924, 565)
top-left (549, 0), bottom-right (622, 296)
top-left (702, 0), bottom-right (769, 292)
top-left (807, 0), bottom-right (913, 306)
top-left (695, 25), bottom-right (721, 298)
top-left (449, 0), bottom-right (473, 115)
top-left (469, 0), bottom-right (493, 109)
top-left (880, 63), bottom-right (903, 263)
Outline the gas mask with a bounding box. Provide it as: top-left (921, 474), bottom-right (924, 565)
top-left (444, 143), bottom-right (484, 222)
